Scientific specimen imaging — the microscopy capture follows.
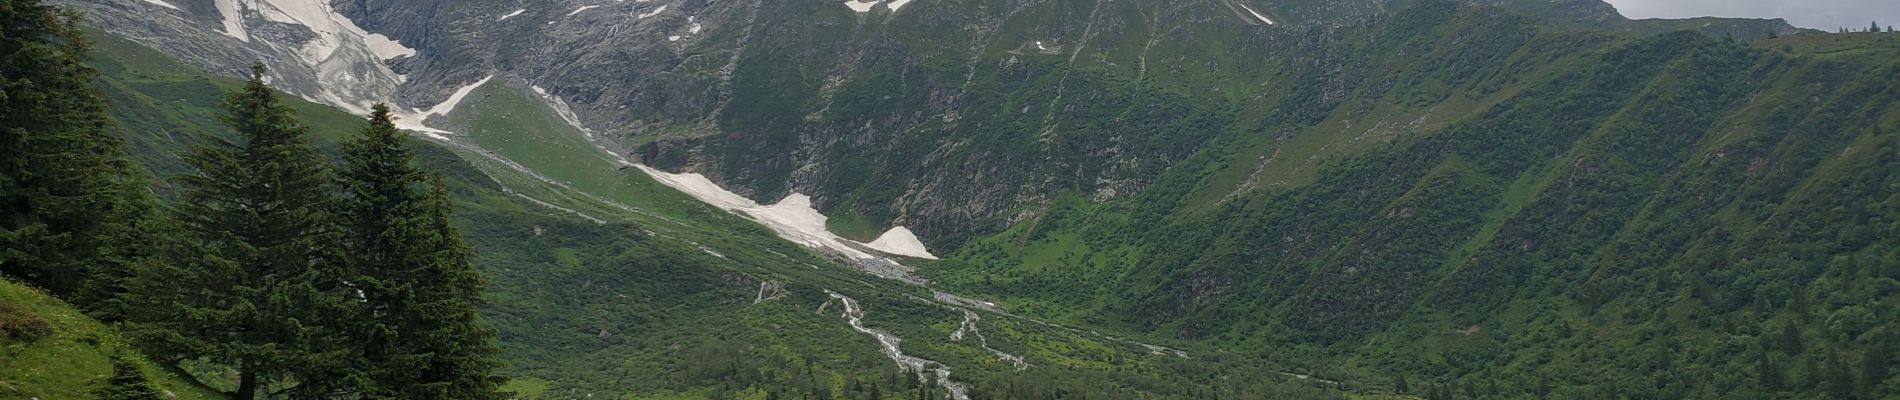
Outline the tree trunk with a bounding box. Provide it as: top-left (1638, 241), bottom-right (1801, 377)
top-left (235, 368), bottom-right (258, 400)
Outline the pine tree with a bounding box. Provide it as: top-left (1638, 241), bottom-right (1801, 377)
top-left (1780, 320), bottom-right (1805, 355)
top-left (1760, 352), bottom-right (1785, 392)
top-left (0, 0), bottom-right (156, 307)
top-left (338, 104), bottom-right (505, 398)
top-left (91, 353), bottom-right (164, 400)
top-left (123, 64), bottom-right (358, 399)
top-left (1821, 350), bottom-right (1856, 399)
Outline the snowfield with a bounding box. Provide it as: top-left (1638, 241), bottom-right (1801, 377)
top-left (209, 0), bottom-right (418, 118)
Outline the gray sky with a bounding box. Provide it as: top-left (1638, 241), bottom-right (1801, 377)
top-left (1603, 0), bottom-right (1900, 31)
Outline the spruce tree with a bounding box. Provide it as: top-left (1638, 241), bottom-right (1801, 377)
top-left (123, 64), bottom-right (358, 399)
top-left (1780, 320), bottom-right (1805, 355)
top-left (1863, 339), bottom-right (1890, 398)
top-left (338, 105), bottom-right (505, 398)
top-left (0, 0), bottom-right (156, 306)
top-left (92, 353), bottom-right (164, 400)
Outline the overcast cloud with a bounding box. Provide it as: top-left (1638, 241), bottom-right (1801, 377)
top-left (1603, 0), bottom-right (1900, 31)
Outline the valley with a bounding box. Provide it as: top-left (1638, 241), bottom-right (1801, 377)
top-left (5, 0), bottom-right (1898, 398)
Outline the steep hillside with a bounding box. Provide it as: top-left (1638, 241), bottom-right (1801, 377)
top-left (53, 0), bottom-right (1900, 398)
top-left (926, 23), bottom-right (1900, 398)
top-left (0, 278), bottom-right (224, 400)
top-left (59, 0), bottom-right (1806, 238)
top-left (82, 30), bottom-right (1364, 399)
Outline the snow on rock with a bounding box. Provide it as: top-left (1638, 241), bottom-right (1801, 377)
top-left (246, 0), bottom-right (419, 61)
top-left (636, 5), bottom-right (667, 19)
top-left (215, 0), bottom-right (247, 40)
top-left (210, 0), bottom-right (419, 117)
top-left (141, 0), bottom-right (181, 10)
top-left (529, 85), bottom-right (594, 137)
top-left (393, 75), bottom-right (494, 138)
top-left (498, 9), bottom-right (526, 21)
top-left (631, 166), bottom-right (938, 262)
top-left (1236, 2), bottom-right (1275, 25)
top-left (844, 0), bottom-right (878, 12)
top-left (866, 227), bottom-right (937, 260)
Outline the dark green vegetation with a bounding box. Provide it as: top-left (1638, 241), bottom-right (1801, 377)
top-left (6, 0), bottom-right (508, 396)
top-left (650, 0), bottom-right (1900, 398)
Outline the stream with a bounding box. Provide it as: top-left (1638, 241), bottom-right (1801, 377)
top-left (825, 290), bottom-right (970, 400)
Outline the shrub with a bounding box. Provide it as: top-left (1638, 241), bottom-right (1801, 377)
top-left (0, 302), bottom-right (53, 341)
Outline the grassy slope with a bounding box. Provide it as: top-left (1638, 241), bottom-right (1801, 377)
top-left (0, 279), bottom-right (223, 400)
top-left (81, 29), bottom-right (1368, 399)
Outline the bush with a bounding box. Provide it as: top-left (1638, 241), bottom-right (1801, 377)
top-left (0, 302), bottom-right (53, 341)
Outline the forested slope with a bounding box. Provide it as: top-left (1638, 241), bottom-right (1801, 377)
top-left (922, 11), bottom-right (1900, 399)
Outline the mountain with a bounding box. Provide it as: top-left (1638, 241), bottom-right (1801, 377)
top-left (73, 24), bottom-right (1352, 399)
top-left (45, 0), bottom-right (1900, 398)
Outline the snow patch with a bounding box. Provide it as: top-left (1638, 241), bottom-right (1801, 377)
top-left (844, 0), bottom-right (877, 12)
top-left (498, 9), bottom-right (526, 21)
top-left (866, 227), bottom-right (937, 260)
top-left (631, 166), bottom-right (937, 262)
top-left (141, 0), bottom-right (181, 10)
top-left (886, 0), bottom-right (913, 11)
top-left (215, 0), bottom-right (247, 40)
top-left (1236, 2), bottom-right (1275, 25)
top-left (567, 5), bottom-right (598, 17)
top-left (211, 0), bottom-right (422, 118)
top-left (528, 85), bottom-right (594, 137)
top-left (636, 5), bottom-right (667, 19)
top-left (393, 75), bottom-right (494, 136)
top-left (247, 0), bottom-right (419, 61)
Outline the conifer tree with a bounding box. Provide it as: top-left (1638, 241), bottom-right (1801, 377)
top-left (124, 64), bottom-right (358, 399)
top-left (1780, 320), bottom-right (1805, 355)
top-left (338, 105), bottom-right (505, 398)
top-left (0, 0), bottom-right (155, 306)
top-left (92, 353), bottom-right (164, 400)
